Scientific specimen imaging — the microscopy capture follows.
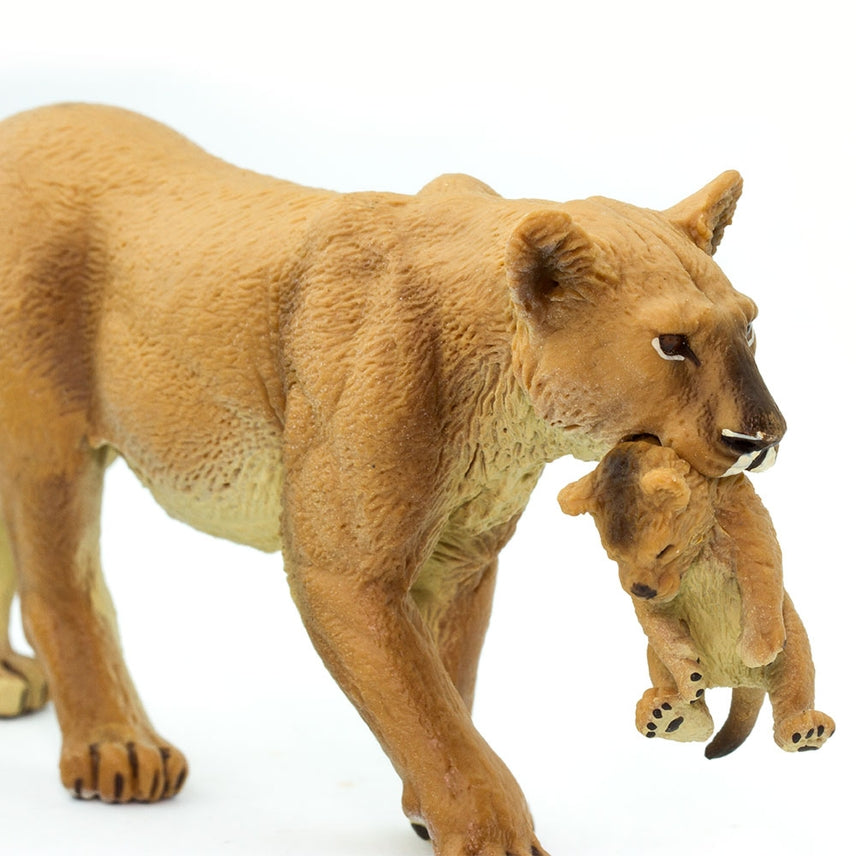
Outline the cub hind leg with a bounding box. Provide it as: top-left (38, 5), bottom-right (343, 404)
top-left (767, 594), bottom-right (835, 752)
top-left (0, 516), bottom-right (49, 716)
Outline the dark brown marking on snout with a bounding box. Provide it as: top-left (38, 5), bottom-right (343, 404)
top-left (631, 583), bottom-right (657, 599)
top-left (723, 345), bottom-right (786, 447)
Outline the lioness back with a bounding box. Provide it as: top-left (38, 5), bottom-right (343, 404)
top-left (0, 105), bottom-right (552, 551)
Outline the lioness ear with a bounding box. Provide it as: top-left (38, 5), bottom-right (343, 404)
top-left (664, 170), bottom-right (743, 255)
top-left (506, 210), bottom-right (603, 320)
top-left (639, 467), bottom-right (691, 512)
top-left (558, 476), bottom-right (596, 517)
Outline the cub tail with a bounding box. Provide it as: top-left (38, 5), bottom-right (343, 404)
top-left (705, 687), bottom-right (765, 759)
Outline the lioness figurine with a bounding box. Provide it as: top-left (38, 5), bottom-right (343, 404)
top-left (559, 441), bottom-right (833, 758)
top-left (0, 103), bottom-right (786, 856)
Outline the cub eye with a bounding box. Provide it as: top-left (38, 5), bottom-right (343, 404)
top-left (652, 334), bottom-right (701, 366)
top-left (746, 322), bottom-right (756, 347)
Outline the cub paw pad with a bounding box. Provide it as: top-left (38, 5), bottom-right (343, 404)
top-left (776, 711), bottom-right (835, 753)
top-left (637, 690), bottom-right (713, 743)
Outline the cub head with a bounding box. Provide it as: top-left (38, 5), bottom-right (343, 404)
top-left (506, 171), bottom-right (785, 477)
top-left (558, 441), bottom-right (715, 602)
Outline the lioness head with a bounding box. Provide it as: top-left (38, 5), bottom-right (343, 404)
top-left (558, 441), bottom-right (715, 602)
top-left (506, 171), bottom-right (785, 477)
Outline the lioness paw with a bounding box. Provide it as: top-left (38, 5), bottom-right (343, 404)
top-left (410, 823), bottom-right (547, 856)
top-left (61, 736), bottom-right (188, 803)
top-left (775, 711), bottom-right (835, 753)
top-left (636, 688), bottom-right (714, 743)
top-left (0, 651), bottom-right (49, 717)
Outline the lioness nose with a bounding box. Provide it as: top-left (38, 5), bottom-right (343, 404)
top-left (631, 583), bottom-right (657, 599)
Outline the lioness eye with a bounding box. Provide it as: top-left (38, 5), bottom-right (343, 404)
top-left (746, 322), bottom-right (755, 347)
top-left (652, 334), bottom-right (700, 366)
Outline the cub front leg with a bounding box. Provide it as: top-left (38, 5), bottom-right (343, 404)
top-left (717, 476), bottom-right (786, 667)
top-left (636, 647), bottom-right (713, 743)
top-left (633, 602), bottom-right (706, 702)
top-left (282, 442), bottom-right (544, 856)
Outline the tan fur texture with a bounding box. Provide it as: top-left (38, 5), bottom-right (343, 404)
top-left (0, 103), bottom-right (787, 855)
top-left (559, 441), bottom-right (834, 758)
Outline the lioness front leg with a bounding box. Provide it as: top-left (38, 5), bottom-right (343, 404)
top-left (283, 446), bottom-right (544, 856)
top-left (3, 445), bottom-right (187, 802)
top-left (407, 549), bottom-right (509, 842)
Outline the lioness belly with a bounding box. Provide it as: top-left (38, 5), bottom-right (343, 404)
top-left (93, 311), bottom-right (286, 553)
top-left (111, 431), bottom-right (284, 553)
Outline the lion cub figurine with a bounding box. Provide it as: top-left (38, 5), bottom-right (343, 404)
top-left (558, 440), bottom-right (834, 758)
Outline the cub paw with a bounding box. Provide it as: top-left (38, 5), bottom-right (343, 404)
top-left (61, 735), bottom-right (188, 803)
top-left (671, 661), bottom-right (707, 703)
top-left (775, 711), bottom-right (835, 753)
top-left (636, 688), bottom-right (714, 743)
top-left (0, 651), bottom-right (49, 717)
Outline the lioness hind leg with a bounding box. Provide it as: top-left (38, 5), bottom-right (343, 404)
top-left (0, 517), bottom-right (49, 717)
top-left (2, 443), bottom-right (188, 802)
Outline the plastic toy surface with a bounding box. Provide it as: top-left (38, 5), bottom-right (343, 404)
top-left (559, 440), bottom-right (834, 757)
top-left (0, 103), bottom-right (786, 855)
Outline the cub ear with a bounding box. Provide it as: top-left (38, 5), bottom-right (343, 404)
top-left (506, 210), bottom-right (604, 321)
top-left (639, 467), bottom-right (691, 512)
top-left (664, 170), bottom-right (743, 256)
top-left (558, 475), bottom-right (596, 517)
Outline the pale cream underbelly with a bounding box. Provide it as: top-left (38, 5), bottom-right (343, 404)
top-left (118, 443), bottom-right (285, 554)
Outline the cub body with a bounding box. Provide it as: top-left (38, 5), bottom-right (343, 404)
top-left (559, 441), bottom-right (834, 757)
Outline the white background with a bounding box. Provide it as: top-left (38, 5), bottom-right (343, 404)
top-left (1, 2), bottom-right (852, 854)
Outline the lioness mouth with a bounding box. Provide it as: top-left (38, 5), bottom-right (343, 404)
top-left (721, 441), bottom-right (778, 477)
top-left (619, 432), bottom-right (778, 478)
top-left (623, 433), bottom-right (661, 446)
